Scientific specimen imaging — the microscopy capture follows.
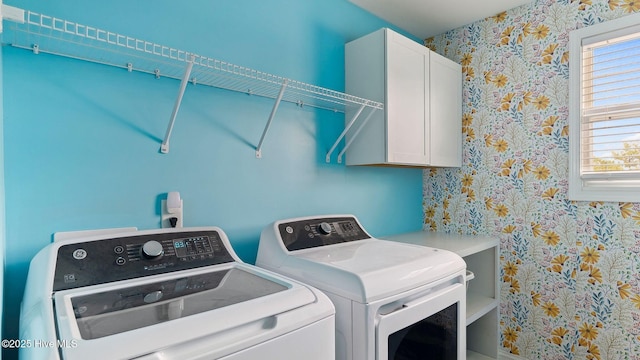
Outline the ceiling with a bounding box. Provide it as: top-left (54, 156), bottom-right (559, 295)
top-left (349, 0), bottom-right (533, 39)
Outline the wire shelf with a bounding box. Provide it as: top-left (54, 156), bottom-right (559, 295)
top-left (2, 8), bottom-right (382, 158)
top-left (3, 10), bottom-right (384, 113)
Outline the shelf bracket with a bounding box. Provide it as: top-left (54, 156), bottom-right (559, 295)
top-left (325, 103), bottom-right (366, 163)
top-left (256, 79), bottom-right (288, 158)
top-left (160, 55), bottom-right (195, 154)
top-left (336, 107), bottom-right (377, 164)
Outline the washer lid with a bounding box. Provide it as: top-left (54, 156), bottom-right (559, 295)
top-left (286, 239), bottom-right (466, 302)
top-left (53, 264), bottom-right (332, 360)
top-left (55, 264), bottom-right (314, 335)
top-left (68, 267), bottom-right (293, 340)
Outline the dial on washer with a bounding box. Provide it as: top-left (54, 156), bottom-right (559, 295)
top-left (142, 240), bottom-right (164, 259)
top-left (317, 222), bottom-right (332, 235)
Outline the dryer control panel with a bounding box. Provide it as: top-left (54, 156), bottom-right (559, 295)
top-left (53, 230), bottom-right (234, 291)
top-left (278, 216), bottom-right (370, 251)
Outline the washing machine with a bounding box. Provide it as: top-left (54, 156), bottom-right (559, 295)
top-left (256, 215), bottom-right (467, 360)
top-left (19, 226), bottom-right (335, 360)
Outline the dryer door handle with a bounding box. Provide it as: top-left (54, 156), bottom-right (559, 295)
top-left (377, 281), bottom-right (461, 317)
top-left (401, 285), bottom-right (453, 309)
top-left (376, 282), bottom-right (464, 322)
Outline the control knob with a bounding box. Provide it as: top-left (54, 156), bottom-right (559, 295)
top-left (142, 240), bottom-right (164, 259)
top-left (318, 222), bottom-right (332, 235)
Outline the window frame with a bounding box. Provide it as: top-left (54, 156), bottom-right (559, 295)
top-left (569, 12), bottom-right (640, 202)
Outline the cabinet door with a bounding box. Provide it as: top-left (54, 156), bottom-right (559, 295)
top-left (345, 29), bottom-right (387, 166)
top-left (386, 32), bottom-right (428, 165)
top-left (429, 52), bottom-right (462, 167)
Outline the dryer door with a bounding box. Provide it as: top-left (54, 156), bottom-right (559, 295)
top-left (375, 281), bottom-right (466, 360)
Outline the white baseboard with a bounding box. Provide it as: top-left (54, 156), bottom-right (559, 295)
top-left (498, 350), bottom-right (529, 360)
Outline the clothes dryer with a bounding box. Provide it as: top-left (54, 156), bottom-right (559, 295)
top-left (256, 215), bottom-right (466, 360)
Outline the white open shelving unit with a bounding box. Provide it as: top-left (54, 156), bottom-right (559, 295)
top-left (0, 4), bottom-right (383, 159)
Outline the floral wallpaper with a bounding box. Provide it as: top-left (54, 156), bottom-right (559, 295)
top-left (423, 0), bottom-right (640, 359)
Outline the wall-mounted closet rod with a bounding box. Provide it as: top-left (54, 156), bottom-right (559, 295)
top-left (161, 55), bottom-right (195, 154)
top-left (336, 107), bottom-right (377, 163)
top-left (325, 104), bottom-right (366, 163)
top-left (256, 79), bottom-right (288, 158)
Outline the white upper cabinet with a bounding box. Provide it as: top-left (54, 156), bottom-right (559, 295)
top-left (429, 49), bottom-right (463, 167)
top-left (386, 30), bottom-right (429, 165)
top-left (345, 28), bottom-right (462, 167)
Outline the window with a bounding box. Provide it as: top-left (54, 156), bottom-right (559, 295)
top-left (569, 13), bottom-right (640, 202)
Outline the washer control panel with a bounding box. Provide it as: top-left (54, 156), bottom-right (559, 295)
top-left (53, 230), bottom-right (234, 291)
top-left (278, 216), bottom-right (370, 251)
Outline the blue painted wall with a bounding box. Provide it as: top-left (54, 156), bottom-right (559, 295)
top-left (0, 35), bottom-right (4, 353)
top-left (1, 0), bottom-right (423, 356)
